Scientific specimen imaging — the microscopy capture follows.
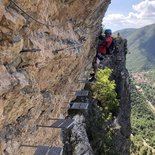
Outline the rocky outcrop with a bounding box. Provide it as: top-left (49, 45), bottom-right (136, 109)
top-left (70, 37), bottom-right (131, 155)
top-left (86, 38), bottom-right (130, 155)
top-left (102, 38), bottom-right (131, 155)
top-left (70, 115), bottom-right (93, 155)
top-left (0, 0), bottom-right (112, 154)
top-left (112, 39), bottom-right (131, 155)
top-left (62, 37), bottom-right (130, 155)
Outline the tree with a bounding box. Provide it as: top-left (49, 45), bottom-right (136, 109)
top-left (91, 67), bottom-right (119, 119)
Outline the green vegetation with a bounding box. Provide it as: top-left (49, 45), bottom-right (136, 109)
top-left (143, 70), bottom-right (155, 83)
top-left (130, 78), bottom-right (155, 155)
top-left (142, 71), bottom-right (155, 106)
top-left (117, 23), bottom-right (155, 71)
top-left (89, 67), bottom-right (120, 155)
top-left (140, 83), bottom-right (155, 106)
top-left (91, 67), bottom-right (119, 119)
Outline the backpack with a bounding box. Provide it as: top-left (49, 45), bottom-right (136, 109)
top-left (98, 35), bottom-right (106, 46)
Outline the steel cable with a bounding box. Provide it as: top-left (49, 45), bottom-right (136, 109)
top-left (10, 0), bottom-right (71, 28)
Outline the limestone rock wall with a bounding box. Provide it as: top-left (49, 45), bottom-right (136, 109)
top-left (0, 0), bottom-right (111, 154)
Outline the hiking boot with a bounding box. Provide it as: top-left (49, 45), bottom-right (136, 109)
top-left (89, 76), bottom-right (96, 82)
top-left (90, 73), bottom-right (95, 77)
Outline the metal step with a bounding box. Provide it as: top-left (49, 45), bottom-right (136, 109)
top-left (58, 119), bottom-right (74, 129)
top-left (33, 146), bottom-right (49, 155)
top-left (51, 119), bottom-right (64, 128)
top-left (70, 102), bottom-right (89, 110)
top-left (47, 147), bottom-right (62, 155)
top-left (79, 103), bottom-right (89, 110)
top-left (38, 119), bottom-right (74, 129)
top-left (20, 145), bottom-right (62, 155)
top-left (75, 90), bottom-right (89, 96)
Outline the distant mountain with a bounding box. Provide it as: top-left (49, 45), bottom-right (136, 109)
top-left (116, 24), bottom-right (155, 71)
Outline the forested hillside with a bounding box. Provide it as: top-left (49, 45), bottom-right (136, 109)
top-left (117, 24), bottom-right (155, 71)
top-left (130, 70), bottom-right (155, 155)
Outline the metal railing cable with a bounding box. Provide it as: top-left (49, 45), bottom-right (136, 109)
top-left (10, 0), bottom-right (71, 28)
top-left (8, 1), bottom-right (89, 55)
top-left (52, 44), bottom-right (83, 53)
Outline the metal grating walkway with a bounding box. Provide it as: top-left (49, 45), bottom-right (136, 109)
top-left (75, 90), bottom-right (89, 96)
top-left (70, 102), bottom-right (89, 110)
top-left (38, 119), bottom-right (74, 129)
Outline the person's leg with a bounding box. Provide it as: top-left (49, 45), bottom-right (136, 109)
top-left (89, 57), bottom-right (98, 81)
top-left (94, 58), bottom-right (100, 78)
top-left (90, 56), bottom-right (96, 76)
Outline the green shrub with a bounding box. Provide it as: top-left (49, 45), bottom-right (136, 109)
top-left (91, 67), bottom-right (119, 119)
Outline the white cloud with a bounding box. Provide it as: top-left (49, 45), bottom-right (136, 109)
top-left (103, 0), bottom-right (155, 31)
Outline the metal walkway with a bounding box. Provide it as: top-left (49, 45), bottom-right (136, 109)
top-left (20, 145), bottom-right (62, 155)
top-left (38, 119), bottom-right (74, 129)
top-left (75, 90), bottom-right (90, 97)
top-left (70, 102), bottom-right (89, 110)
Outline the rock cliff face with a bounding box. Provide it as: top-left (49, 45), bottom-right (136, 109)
top-left (0, 0), bottom-right (113, 155)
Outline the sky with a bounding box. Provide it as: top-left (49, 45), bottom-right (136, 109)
top-left (103, 0), bottom-right (155, 31)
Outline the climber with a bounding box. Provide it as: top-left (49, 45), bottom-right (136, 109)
top-left (98, 29), bottom-right (113, 55)
top-left (90, 29), bottom-right (113, 81)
